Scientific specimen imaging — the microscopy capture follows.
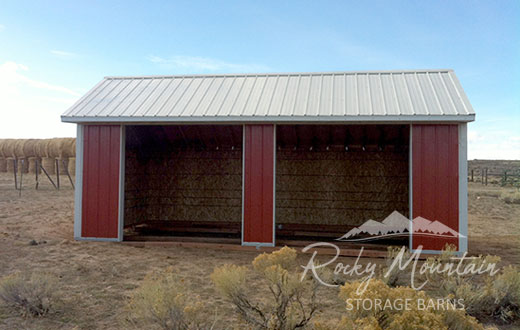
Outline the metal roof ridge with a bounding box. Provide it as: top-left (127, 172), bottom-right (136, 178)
top-left (103, 69), bottom-right (455, 80)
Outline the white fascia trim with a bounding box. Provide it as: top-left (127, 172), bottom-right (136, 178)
top-left (61, 114), bottom-right (476, 124)
top-left (458, 123), bottom-right (468, 253)
top-left (117, 125), bottom-right (126, 242)
top-left (242, 242), bottom-right (276, 248)
top-left (73, 124), bottom-right (84, 239)
top-left (75, 237), bottom-right (120, 242)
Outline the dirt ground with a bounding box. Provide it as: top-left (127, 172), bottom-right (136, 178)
top-left (0, 172), bottom-right (519, 329)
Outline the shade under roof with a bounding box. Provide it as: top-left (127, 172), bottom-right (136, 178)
top-left (61, 70), bottom-right (475, 123)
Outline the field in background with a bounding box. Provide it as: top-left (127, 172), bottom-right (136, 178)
top-left (0, 165), bottom-right (519, 329)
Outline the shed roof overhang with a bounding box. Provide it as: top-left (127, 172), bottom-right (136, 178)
top-left (61, 70), bottom-right (476, 124)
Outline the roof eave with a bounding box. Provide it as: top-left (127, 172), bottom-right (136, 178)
top-left (61, 114), bottom-right (476, 124)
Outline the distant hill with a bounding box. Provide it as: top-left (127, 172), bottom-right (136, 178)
top-left (468, 160), bottom-right (520, 176)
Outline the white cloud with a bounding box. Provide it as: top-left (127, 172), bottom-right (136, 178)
top-left (0, 61), bottom-right (80, 138)
top-left (147, 55), bottom-right (271, 73)
top-left (468, 128), bottom-right (520, 160)
top-left (50, 50), bottom-right (78, 57)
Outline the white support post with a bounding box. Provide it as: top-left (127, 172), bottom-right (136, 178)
top-left (458, 123), bottom-right (468, 253)
top-left (73, 124), bottom-right (84, 239)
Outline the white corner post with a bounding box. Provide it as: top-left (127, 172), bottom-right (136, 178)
top-left (458, 123), bottom-right (468, 253)
top-left (73, 124), bottom-right (84, 239)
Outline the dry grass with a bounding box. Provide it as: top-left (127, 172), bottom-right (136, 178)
top-left (0, 173), bottom-right (519, 329)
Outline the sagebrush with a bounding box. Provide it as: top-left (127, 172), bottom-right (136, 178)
top-left (125, 266), bottom-right (216, 330)
top-left (211, 246), bottom-right (319, 330)
top-left (0, 272), bottom-right (58, 317)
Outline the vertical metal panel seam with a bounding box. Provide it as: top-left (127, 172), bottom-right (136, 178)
top-left (165, 77), bottom-right (196, 117)
top-left (214, 76), bottom-right (237, 116)
top-left (378, 73), bottom-right (387, 116)
top-left (390, 74), bottom-right (402, 115)
top-left (202, 76), bottom-right (227, 116)
top-left (438, 72), bottom-right (458, 115)
top-left (143, 77), bottom-right (175, 116)
top-left (414, 72), bottom-right (430, 115)
top-left (252, 75), bottom-right (269, 116)
top-left (96, 79), bottom-right (132, 116)
top-left (106, 79), bottom-right (144, 117)
top-left (426, 73), bottom-right (444, 115)
top-left (290, 75), bottom-right (302, 117)
top-left (264, 75), bottom-right (280, 117)
top-left (130, 78), bottom-right (166, 116)
top-left (155, 77), bottom-right (185, 116)
top-left (447, 72), bottom-right (472, 115)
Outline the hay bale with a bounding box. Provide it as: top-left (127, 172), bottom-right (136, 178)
top-left (2, 139), bottom-right (17, 158)
top-left (46, 139), bottom-right (64, 158)
top-left (28, 157), bottom-right (41, 174)
top-left (0, 158), bottom-right (7, 172)
top-left (6, 158), bottom-right (16, 172)
top-left (41, 157), bottom-right (56, 175)
top-left (35, 139), bottom-right (52, 158)
top-left (14, 139), bottom-right (38, 158)
top-left (68, 157), bottom-right (76, 176)
top-left (58, 157), bottom-right (69, 175)
top-left (59, 138), bottom-right (75, 158)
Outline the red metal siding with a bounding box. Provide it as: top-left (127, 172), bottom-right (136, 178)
top-left (412, 125), bottom-right (459, 250)
top-left (243, 125), bottom-right (274, 244)
top-left (82, 125), bottom-right (121, 239)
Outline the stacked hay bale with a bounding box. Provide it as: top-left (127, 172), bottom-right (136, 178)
top-left (0, 139), bottom-right (8, 172)
top-left (38, 139), bottom-right (56, 174)
top-left (58, 138), bottom-right (75, 175)
top-left (2, 139), bottom-right (18, 173)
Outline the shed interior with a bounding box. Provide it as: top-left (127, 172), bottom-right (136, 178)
top-left (124, 125), bottom-right (243, 241)
top-left (275, 125), bottom-right (409, 243)
top-left (123, 124), bottom-right (409, 246)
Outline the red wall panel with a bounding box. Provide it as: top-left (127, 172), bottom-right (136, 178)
top-left (82, 125), bottom-right (121, 239)
top-left (243, 125), bottom-right (274, 244)
top-left (412, 125), bottom-right (459, 250)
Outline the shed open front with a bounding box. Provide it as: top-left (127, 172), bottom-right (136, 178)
top-left (123, 125), bottom-right (243, 242)
top-left (275, 124), bottom-right (410, 246)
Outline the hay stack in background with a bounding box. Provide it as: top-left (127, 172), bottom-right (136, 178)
top-left (2, 139), bottom-right (17, 158)
top-left (6, 158), bottom-right (16, 173)
top-left (28, 157), bottom-right (41, 174)
top-left (14, 139), bottom-right (38, 158)
top-left (35, 139), bottom-right (51, 158)
top-left (46, 138), bottom-right (64, 159)
top-left (41, 157), bottom-right (56, 175)
top-left (58, 157), bottom-right (69, 174)
top-left (68, 157), bottom-right (76, 176)
top-left (17, 158), bottom-right (29, 174)
top-left (59, 138), bottom-right (75, 158)
top-left (0, 158), bottom-right (7, 172)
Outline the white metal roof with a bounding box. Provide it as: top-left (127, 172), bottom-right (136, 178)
top-left (61, 70), bottom-right (475, 123)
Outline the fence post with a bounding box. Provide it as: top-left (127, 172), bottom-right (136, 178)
top-left (485, 168), bottom-right (488, 186)
top-left (471, 169), bottom-right (474, 182)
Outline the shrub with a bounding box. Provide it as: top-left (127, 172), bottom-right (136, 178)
top-left (423, 247), bottom-right (520, 323)
top-left (500, 191), bottom-right (520, 204)
top-left (211, 246), bottom-right (319, 330)
top-left (0, 272), bottom-right (58, 317)
top-left (125, 267), bottom-right (214, 330)
top-left (330, 279), bottom-right (484, 330)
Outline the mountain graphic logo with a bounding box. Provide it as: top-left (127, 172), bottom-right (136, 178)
top-left (336, 210), bottom-right (464, 242)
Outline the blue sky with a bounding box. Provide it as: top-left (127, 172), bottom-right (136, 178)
top-left (0, 0), bottom-right (518, 159)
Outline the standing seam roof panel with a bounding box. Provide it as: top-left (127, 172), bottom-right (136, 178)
top-left (61, 70), bottom-right (475, 121)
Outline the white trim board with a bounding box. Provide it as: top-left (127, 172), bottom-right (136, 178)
top-left (458, 123), bottom-right (468, 253)
top-left (74, 124), bottom-right (84, 239)
top-left (61, 114), bottom-right (476, 124)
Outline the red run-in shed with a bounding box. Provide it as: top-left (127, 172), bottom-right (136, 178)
top-left (61, 70), bottom-right (475, 253)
